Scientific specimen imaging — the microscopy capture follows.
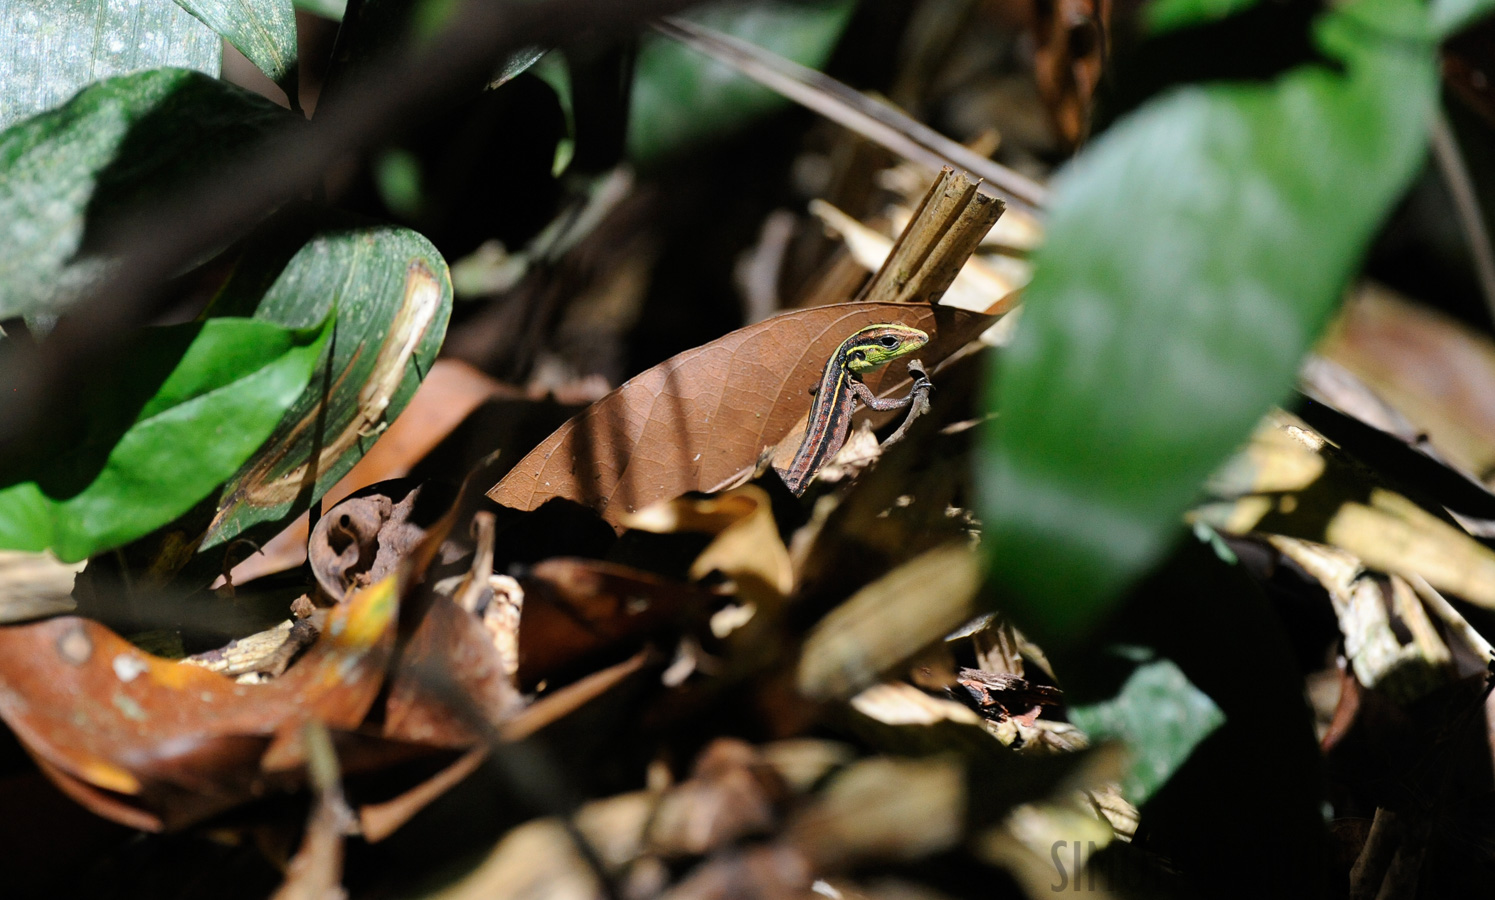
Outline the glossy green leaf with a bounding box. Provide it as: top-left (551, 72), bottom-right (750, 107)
top-left (0, 67), bottom-right (293, 322)
top-left (0, 0), bottom-right (221, 129)
top-left (173, 0), bottom-right (298, 86)
top-left (0, 318), bottom-right (329, 563)
top-left (196, 222), bottom-right (453, 552)
top-left (978, 0), bottom-right (1438, 644)
top-left (628, 0), bottom-right (855, 162)
top-left (1067, 656), bottom-right (1224, 803)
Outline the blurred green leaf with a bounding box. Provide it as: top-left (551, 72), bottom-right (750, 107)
top-left (292, 0), bottom-right (344, 19)
top-left (628, 0), bottom-right (856, 162)
top-left (1432, 0), bottom-right (1495, 36)
top-left (173, 0), bottom-right (298, 86)
top-left (0, 67), bottom-right (292, 321)
top-left (0, 318), bottom-right (329, 563)
top-left (374, 149), bottom-right (425, 218)
top-left (197, 222), bottom-right (452, 553)
top-left (1146, 0), bottom-right (1261, 33)
top-left (978, 0), bottom-right (1438, 644)
top-left (0, 0), bottom-right (221, 129)
top-left (1067, 656), bottom-right (1224, 803)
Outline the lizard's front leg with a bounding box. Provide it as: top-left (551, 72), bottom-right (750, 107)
top-left (847, 364), bottom-right (933, 411)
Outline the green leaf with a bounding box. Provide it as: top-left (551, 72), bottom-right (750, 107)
top-left (0, 67), bottom-right (292, 322)
top-left (197, 222), bottom-right (453, 552)
top-left (0, 0), bottom-right (221, 129)
top-left (292, 0), bottom-right (344, 20)
top-left (628, 0), bottom-right (856, 162)
top-left (1432, 0), bottom-right (1495, 37)
top-left (977, 0), bottom-right (1438, 644)
top-left (0, 318), bottom-right (329, 563)
top-left (1146, 0), bottom-right (1261, 33)
top-left (173, 0), bottom-right (298, 86)
top-left (1067, 656), bottom-right (1225, 803)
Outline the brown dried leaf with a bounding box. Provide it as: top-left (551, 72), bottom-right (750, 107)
top-left (648, 739), bottom-right (790, 857)
top-left (625, 485), bottom-right (794, 605)
top-left (1032, 0), bottom-right (1106, 147)
top-left (1322, 284), bottom-right (1495, 483)
top-left (0, 576), bottom-right (399, 829)
top-left (487, 304), bottom-right (992, 524)
top-left (517, 558), bottom-right (709, 687)
top-left (361, 650), bottom-right (651, 843)
top-left (383, 594), bottom-right (526, 748)
top-left (309, 480), bottom-right (440, 603)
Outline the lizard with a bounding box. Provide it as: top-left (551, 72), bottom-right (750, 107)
top-left (776, 323), bottom-right (931, 496)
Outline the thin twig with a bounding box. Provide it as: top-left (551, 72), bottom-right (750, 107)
top-left (1407, 572), bottom-right (1494, 662)
top-left (654, 17), bottom-right (1048, 215)
top-left (1431, 110), bottom-right (1495, 329)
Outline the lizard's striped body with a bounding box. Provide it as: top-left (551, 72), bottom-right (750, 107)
top-left (778, 323), bottom-right (929, 495)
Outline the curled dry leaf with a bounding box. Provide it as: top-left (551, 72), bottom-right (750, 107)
top-left (0, 576), bottom-right (399, 830)
top-left (488, 303), bottom-right (992, 524)
top-left (309, 480), bottom-right (443, 603)
top-left (1032, 0), bottom-right (1106, 147)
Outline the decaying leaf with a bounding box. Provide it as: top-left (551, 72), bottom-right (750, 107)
top-left (488, 303), bottom-right (992, 523)
top-left (223, 359), bottom-right (513, 588)
top-left (308, 480), bottom-right (446, 603)
top-left (384, 591), bottom-right (526, 748)
top-left (0, 575), bottom-right (399, 830)
top-left (517, 558), bottom-right (709, 687)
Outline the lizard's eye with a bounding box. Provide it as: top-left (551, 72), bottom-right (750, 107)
top-left (851, 350), bottom-right (866, 362)
top-left (879, 336), bottom-right (900, 347)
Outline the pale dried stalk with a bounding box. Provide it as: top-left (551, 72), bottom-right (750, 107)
top-left (857, 167), bottom-right (1006, 307)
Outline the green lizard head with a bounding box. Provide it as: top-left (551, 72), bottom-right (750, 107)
top-left (838, 323), bottom-right (930, 374)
